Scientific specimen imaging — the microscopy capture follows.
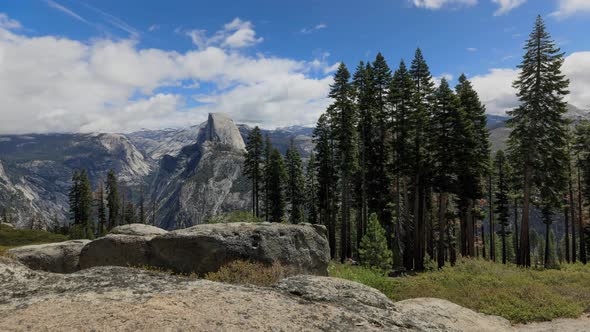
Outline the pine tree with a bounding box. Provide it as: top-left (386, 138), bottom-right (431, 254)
top-left (122, 202), bottom-right (135, 224)
top-left (368, 53), bottom-right (393, 228)
top-left (97, 182), bottom-right (107, 236)
top-left (314, 113), bottom-right (338, 258)
top-left (78, 170), bottom-right (94, 238)
top-left (409, 48), bottom-right (435, 270)
top-left (389, 59), bottom-right (414, 269)
top-left (508, 16), bottom-right (570, 267)
top-left (328, 63), bottom-right (358, 261)
top-left (430, 78), bottom-right (465, 268)
top-left (244, 126), bottom-right (264, 218)
top-left (69, 170), bottom-right (81, 225)
top-left (305, 153), bottom-right (319, 224)
top-left (262, 135), bottom-right (273, 221)
top-left (285, 140), bottom-right (305, 224)
top-left (139, 185), bottom-right (146, 224)
top-left (574, 120), bottom-right (590, 263)
top-left (267, 148), bottom-right (287, 223)
top-left (106, 170), bottom-right (120, 230)
top-left (352, 61), bottom-right (374, 251)
top-left (455, 74), bottom-right (490, 259)
top-left (359, 213), bottom-right (393, 272)
top-left (494, 150), bottom-right (512, 264)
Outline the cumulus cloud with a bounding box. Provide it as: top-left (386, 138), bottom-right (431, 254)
top-left (0, 13), bottom-right (21, 29)
top-left (470, 52), bottom-right (590, 115)
top-left (411, 0), bottom-right (478, 10)
top-left (433, 73), bottom-right (454, 86)
top-left (551, 0), bottom-right (590, 18)
top-left (491, 0), bottom-right (527, 16)
top-left (0, 14), bottom-right (333, 134)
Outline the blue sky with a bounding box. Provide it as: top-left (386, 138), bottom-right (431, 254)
top-left (0, 0), bottom-right (589, 134)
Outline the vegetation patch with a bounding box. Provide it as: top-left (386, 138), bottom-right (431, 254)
top-left (206, 211), bottom-right (262, 224)
top-left (205, 260), bottom-right (295, 286)
top-left (329, 258), bottom-right (590, 323)
top-left (0, 224), bottom-right (68, 255)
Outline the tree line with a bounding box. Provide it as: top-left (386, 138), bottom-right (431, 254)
top-left (243, 16), bottom-right (590, 270)
top-left (67, 169), bottom-right (152, 239)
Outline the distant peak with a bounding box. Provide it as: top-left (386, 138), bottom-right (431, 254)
top-left (199, 113), bottom-right (246, 151)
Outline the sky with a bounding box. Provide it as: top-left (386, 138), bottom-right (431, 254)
top-left (0, 0), bottom-right (589, 134)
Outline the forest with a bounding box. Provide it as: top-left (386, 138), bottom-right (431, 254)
top-left (243, 16), bottom-right (590, 271)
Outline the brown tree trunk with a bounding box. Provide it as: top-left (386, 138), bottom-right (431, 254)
top-left (519, 165), bottom-right (532, 267)
top-left (578, 164), bottom-right (587, 264)
top-left (437, 192), bottom-right (448, 268)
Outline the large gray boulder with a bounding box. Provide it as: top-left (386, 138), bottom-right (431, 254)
top-left (79, 234), bottom-right (154, 270)
top-left (7, 240), bottom-right (90, 273)
top-left (78, 224), bottom-right (166, 269)
top-left (149, 222), bottom-right (330, 276)
top-left (109, 223), bottom-right (168, 236)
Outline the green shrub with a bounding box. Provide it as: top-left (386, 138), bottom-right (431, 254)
top-left (0, 224), bottom-right (68, 248)
top-left (330, 258), bottom-right (590, 323)
top-left (359, 213), bottom-right (392, 272)
top-left (206, 211), bottom-right (262, 224)
top-left (204, 260), bottom-right (295, 286)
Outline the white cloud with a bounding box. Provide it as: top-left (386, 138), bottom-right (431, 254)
top-left (0, 15), bottom-right (332, 134)
top-left (148, 25), bottom-right (159, 32)
top-left (470, 52), bottom-right (590, 115)
top-left (551, 0), bottom-right (590, 18)
top-left (491, 0), bottom-right (527, 15)
top-left (467, 47), bottom-right (477, 52)
top-left (301, 23), bottom-right (327, 34)
top-left (433, 73), bottom-right (454, 86)
top-left (184, 18), bottom-right (262, 50)
top-left (411, 0), bottom-right (477, 10)
top-left (45, 0), bottom-right (88, 23)
top-left (0, 13), bottom-right (21, 29)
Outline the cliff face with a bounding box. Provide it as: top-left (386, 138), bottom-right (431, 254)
top-left (148, 113), bottom-right (250, 229)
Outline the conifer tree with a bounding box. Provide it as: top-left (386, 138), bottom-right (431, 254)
top-left (305, 152), bottom-right (319, 224)
top-left (352, 61), bottom-right (374, 249)
top-left (97, 182), bottom-right (107, 236)
top-left (106, 170), bottom-right (120, 230)
top-left (494, 150), bottom-right (512, 264)
top-left (359, 213), bottom-right (393, 272)
top-left (244, 126), bottom-right (264, 218)
top-left (69, 170), bottom-right (81, 225)
top-left (574, 120), bottom-right (590, 263)
top-left (455, 74), bottom-right (490, 259)
top-left (267, 148), bottom-right (287, 223)
top-left (79, 170), bottom-right (94, 238)
top-left (368, 53), bottom-right (393, 228)
top-left (328, 63), bottom-right (358, 261)
top-left (313, 113), bottom-right (338, 258)
top-left (262, 134), bottom-right (273, 221)
top-left (138, 185), bottom-right (146, 224)
top-left (285, 140), bottom-right (305, 224)
top-left (389, 59), bottom-right (414, 268)
top-left (508, 16), bottom-right (570, 267)
top-left (430, 78), bottom-right (465, 268)
top-left (409, 48), bottom-right (435, 270)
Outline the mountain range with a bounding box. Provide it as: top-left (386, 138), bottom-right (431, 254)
top-left (0, 105), bottom-right (588, 230)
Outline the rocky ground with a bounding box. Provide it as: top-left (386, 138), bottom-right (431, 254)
top-left (0, 257), bottom-right (517, 332)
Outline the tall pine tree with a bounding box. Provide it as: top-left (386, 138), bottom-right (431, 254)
top-left (507, 16), bottom-right (570, 267)
top-left (244, 126), bottom-right (264, 218)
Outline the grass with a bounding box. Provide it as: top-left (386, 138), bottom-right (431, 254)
top-left (205, 260), bottom-right (295, 286)
top-left (0, 224), bottom-right (68, 255)
top-left (329, 258), bottom-right (590, 323)
top-left (206, 211), bottom-right (263, 224)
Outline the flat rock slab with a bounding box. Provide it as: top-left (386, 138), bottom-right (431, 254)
top-left (109, 224), bottom-right (168, 236)
top-left (79, 234), bottom-right (153, 270)
top-left (8, 240), bottom-right (90, 273)
top-left (0, 258), bottom-right (517, 332)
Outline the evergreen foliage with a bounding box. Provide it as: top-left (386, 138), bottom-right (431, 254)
top-left (359, 213), bottom-right (393, 271)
